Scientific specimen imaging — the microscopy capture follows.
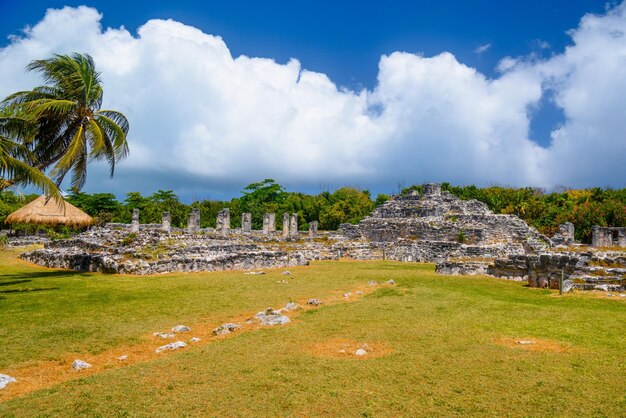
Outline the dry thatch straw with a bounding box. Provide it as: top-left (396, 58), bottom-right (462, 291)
top-left (5, 195), bottom-right (93, 227)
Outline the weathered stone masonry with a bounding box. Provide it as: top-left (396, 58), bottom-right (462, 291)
top-left (19, 183), bottom-right (625, 292)
top-left (592, 226), bottom-right (626, 248)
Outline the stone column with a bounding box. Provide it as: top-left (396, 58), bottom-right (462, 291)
top-left (217, 208), bottom-right (230, 236)
top-left (242, 212), bottom-right (252, 233)
top-left (289, 213), bottom-right (298, 239)
top-left (592, 226), bottom-right (609, 247)
top-left (617, 229), bottom-right (626, 247)
top-left (268, 213), bottom-right (276, 233)
top-left (131, 209), bottom-right (140, 233)
top-left (188, 209), bottom-right (200, 234)
top-left (162, 211), bottom-right (171, 233)
top-left (262, 213), bottom-right (270, 236)
top-left (282, 213), bottom-right (290, 238)
top-left (557, 222), bottom-right (575, 244)
top-left (308, 221), bottom-right (318, 238)
top-left (423, 183), bottom-right (441, 196)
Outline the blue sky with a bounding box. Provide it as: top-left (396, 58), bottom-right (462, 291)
top-left (1, 1), bottom-right (607, 86)
top-left (0, 1), bottom-right (624, 199)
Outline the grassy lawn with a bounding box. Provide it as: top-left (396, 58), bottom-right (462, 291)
top-left (0, 247), bottom-right (624, 417)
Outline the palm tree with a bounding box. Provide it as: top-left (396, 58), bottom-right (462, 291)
top-left (0, 112), bottom-right (61, 200)
top-left (2, 53), bottom-right (129, 190)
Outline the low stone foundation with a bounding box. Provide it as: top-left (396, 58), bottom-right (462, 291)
top-left (21, 247), bottom-right (307, 275)
top-left (19, 228), bottom-right (311, 275)
top-left (436, 252), bottom-right (626, 291)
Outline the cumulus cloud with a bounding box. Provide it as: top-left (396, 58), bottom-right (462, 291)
top-left (0, 4), bottom-right (624, 198)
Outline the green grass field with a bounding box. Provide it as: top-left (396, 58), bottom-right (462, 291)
top-left (0, 247), bottom-right (624, 417)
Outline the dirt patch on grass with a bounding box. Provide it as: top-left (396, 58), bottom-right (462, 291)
top-left (0, 281), bottom-right (394, 402)
top-left (495, 337), bottom-right (574, 353)
top-left (307, 339), bottom-right (393, 359)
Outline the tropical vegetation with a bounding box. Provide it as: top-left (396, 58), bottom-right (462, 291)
top-left (2, 180), bottom-right (624, 243)
top-left (0, 53), bottom-right (129, 198)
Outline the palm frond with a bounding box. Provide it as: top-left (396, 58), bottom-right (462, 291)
top-left (69, 145), bottom-right (88, 190)
top-left (0, 135), bottom-right (61, 201)
top-left (95, 112), bottom-right (130, 160)
top-left (90, 120), bottom-right (117, 177)
top-left (51, 125), bottom-right (86, 184)
top-left (23, 99), bottom-right (77, 118)
top-left (86, 118), bottom-right (105, 152)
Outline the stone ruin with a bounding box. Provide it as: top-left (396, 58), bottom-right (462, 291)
top-left (340, 183), bottom-right (550, 262)
top-left (262, 213), bottom-right (276, 236)
top-left (19, 206), bottom-right (312, 274)
top-left (592, 226), bottom-right (626, 248)
top-left (434, 212), bottom-right (626, 292)
top-left (551, 222), bottom-right (575, 246)
top-left (17, 183), bottom-right (625, 291)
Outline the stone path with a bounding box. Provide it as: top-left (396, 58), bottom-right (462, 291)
top-left (0, 281), bottom-right (395, 401)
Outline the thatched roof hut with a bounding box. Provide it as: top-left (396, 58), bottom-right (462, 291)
top-left (5, 195), bottom-right (93, 227)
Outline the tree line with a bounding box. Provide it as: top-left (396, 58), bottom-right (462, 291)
top-left (2, 180), bottom-right (624, 243)
top-left (0, 179), bottom-right (383, 233)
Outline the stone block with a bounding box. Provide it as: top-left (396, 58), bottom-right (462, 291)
top-left (242, 213), bottom-right (252, 233)
top-left (289, 213), bottom-right (298, 238)
top-left (162, 211), bottom-right (171, 233)
top-left (282, 213), bottom-right (289, 238)
top-left (131, 209), bottom-right (140, 233)
top-left (309, 221), bottom-right (319, 238)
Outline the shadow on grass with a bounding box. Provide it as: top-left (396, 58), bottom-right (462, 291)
top-left (0, 287), bottom-right (60, 293)
top-left (0, 279), bottom-right (32, 287)
top-left (0, 270), bottom-right (87, 280)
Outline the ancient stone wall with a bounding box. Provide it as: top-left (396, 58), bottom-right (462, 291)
top-left (436, 252), bottom-right (626, 292)
top-left (592, 226), bottom-right (626, 248)
top-left (21, 228), bottom-right (309, 275)
top-left (28, 184), bottom-right (619, 287)
top-left (551, 222), bottom-right (575, 246)
top-left (352, 186), bottom-right (550, 257)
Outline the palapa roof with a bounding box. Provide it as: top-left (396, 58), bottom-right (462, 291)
top-left (5, 195), bottom-right (93, 227)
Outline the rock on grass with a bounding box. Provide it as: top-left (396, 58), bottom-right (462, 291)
top-left (72, 359), bottom-right (91, 370)
top-left (0, 374), bottom-right (16, 389)
top-left (213, 323), bottom-right (242, 336)
top-left (171, 325), bottom-right (191, 333)
top-left (156, 341), bottom-right (187, 353)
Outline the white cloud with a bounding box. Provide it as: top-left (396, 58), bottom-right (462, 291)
top-left (474, 43), bottom-right (491, 54)
top-left (533, 2), bottom-right (626, 187)
top-left (0, 4), bottom-right (625, 198)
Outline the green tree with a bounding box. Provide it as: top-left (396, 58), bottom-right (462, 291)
top-left (240, 179), bottom-right (287, 229)
top-left (0, 190), bottom-right (39, 227)
top-left (66, 189), bottom-right (121, 225)
top-left (319, 187), bottom-right (374, 230)
top-left (2, 53), bottom-right (129, 190)
top-left (374, 193), bottom-right (391, 206)
top-left (146, 190), bottom-right (189, 227)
